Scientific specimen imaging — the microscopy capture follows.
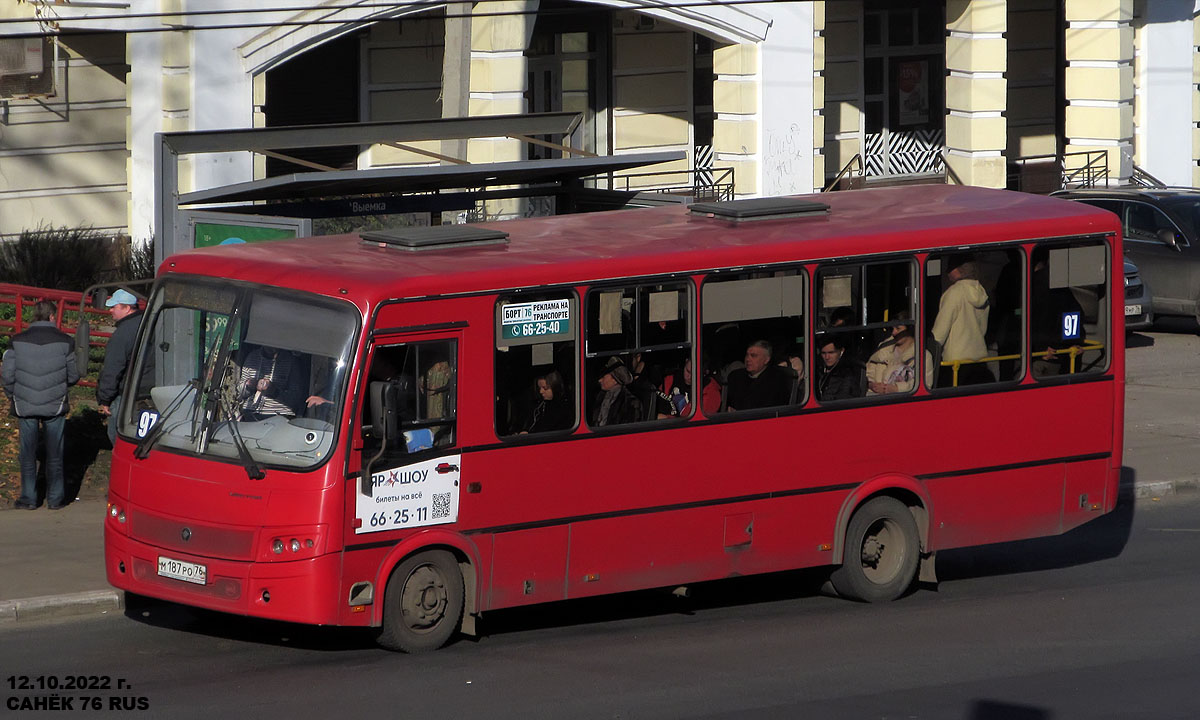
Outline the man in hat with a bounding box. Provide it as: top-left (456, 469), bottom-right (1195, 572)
top-left (592, 356), bottom-right (642, 427)
top-left (2, 301), bottom-right (79, 509)
top-left (97, 288), bottom-right (144, 446)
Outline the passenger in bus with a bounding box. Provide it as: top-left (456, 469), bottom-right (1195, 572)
top-left (931, 255), bottom-right (993, 387)
top-left (662, 356), bottom-right (721, 416)
top-left (865, 313), bottom-right (933, 395)
top-left (592, 356), bottom-right (642, 427)
top-left (238, 345), bottom-right (306, 420)
top-left (725, 340), bottom-right (792, 411)
top-left (1031, 248), bottom-right (1086, 376)
top-left (521, 370), bottom-right (572, 433)
top-left (630, 351), bottom-right (677, 420)
top-left (826, 306), bottom-right (855, 328)
top-left (816, 335), bottom-right (865, 401)
top-left (422, 357), bottom-right (453, 418)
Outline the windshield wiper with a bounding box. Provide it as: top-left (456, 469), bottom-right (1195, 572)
top-left (213, 393), bottom-right (266, 481)
top-left (133, 378), bottom-right (202, 460)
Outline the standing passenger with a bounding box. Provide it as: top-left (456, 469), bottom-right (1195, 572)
top-left (931, 256), bottom-right (992, 387)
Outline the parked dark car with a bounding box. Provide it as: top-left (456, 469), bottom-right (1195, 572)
top-left (1124, 259), bottom-right (1152, 331)
top-left (1053, 188), bottom-right (1200, 324)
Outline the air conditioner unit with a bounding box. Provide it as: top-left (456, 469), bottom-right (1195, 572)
top-left (0, 37), bottom-right (56, 100)
top-left (0, 38), bottom-right (44, 77)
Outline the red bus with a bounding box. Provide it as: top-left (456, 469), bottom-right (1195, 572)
top-left (104, 185), bottom-right (1123, 652)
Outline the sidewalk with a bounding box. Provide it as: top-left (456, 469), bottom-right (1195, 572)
top-left (0, 497), bottom-right (121, 623)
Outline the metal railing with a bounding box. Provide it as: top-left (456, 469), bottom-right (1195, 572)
top-left (941, 340), bottom-right (1105, 387)
top-left (1008, 150), bottom-right (1110, 193)
top-left (823, 154), bottom-right (864, 192)
top-left (1128, 163), bottom-right (1167, 188)
top-left (1, 281), bottom-right (151, 386)
top-left (610, 166), bottom-right (735, 203)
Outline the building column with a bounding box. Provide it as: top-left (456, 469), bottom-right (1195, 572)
top-left (712, 43), bottom-right (760, 197)
top-left (467, 1), bottom-right (536, 218)
top-left (944, 0), bottom-right (1007, 188)
top-left (161, 0), bottom-right (192, 191)
top-left (812, 1), bottom-right (826, 191)
top-left (1064, 0), bottom-right (1133, 186)
top-left (443, 2), bottom-right (472, 162)
top-left (821, 2), bottom-right (862, 189)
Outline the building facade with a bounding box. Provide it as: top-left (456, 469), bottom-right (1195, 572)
top-left (1, 0), bottom-right (1198, 243)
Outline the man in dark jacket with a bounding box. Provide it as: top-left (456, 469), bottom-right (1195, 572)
top-left (725, 340), bottom-right (792, 411)
top-left (816, 335), bottom-right (865, 401)
top-left (591, 356), bottom-right (642, 427)
top-left (97, 288), bottom-right (144, 446)
top-left (2, 301), bottom-right (79, 509)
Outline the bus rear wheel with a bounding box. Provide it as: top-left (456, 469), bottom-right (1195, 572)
top-left (378, 549), bottom-right (464, 653)
top-left (829, 497), bottom-right (919, 603)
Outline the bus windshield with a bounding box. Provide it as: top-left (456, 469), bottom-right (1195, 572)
top-left (121, 276), bottom-right (359, 471)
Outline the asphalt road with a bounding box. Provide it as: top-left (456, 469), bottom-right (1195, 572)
top-left (3, 324), bottom-right (1200, 720)
top-left (1, 489), bottom-right (1197, 719)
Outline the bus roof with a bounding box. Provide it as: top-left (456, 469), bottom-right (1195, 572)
top-left (165, 185), bottom-right (1117, 304)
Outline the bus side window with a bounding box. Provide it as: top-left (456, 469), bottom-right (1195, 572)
top-left (815, 260), bottom-right (915, 402)
top-left (924, 248), bottom-right (1024, 389)
top-left (494, 292), bottom-right (579, 437)
top-left (585, 281), bottom-right (692, 426)
top-left (700, 269), bottom-right (805, 413)
top-left (1030, 241), bottom-right (1108, 379)
top-left (363, 340), bottom-right (457, 460)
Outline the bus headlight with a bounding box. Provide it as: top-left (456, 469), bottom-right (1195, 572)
top-left (106, 502), bottom-right (128, 534)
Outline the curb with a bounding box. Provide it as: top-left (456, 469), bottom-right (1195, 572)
top-left (1128, 476), bottom-right (1200, 499)
top-left (0, 590), bottom-right (123, 625)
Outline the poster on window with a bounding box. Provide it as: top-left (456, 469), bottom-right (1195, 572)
top-left (897, 60), bottom-right (928, 126)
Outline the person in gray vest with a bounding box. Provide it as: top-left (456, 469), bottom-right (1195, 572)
top-left (2, 300), bottom-right (79, 510)
top-left (97, 288), bottom-right (143, 446)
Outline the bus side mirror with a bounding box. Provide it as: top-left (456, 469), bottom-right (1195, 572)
top-left (1157, 228), bottom-right (1181, 251)
top-left (74, 321), bottom-right (90, 378)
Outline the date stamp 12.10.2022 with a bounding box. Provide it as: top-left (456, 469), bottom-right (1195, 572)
top-left (6, 676), bottom-right (149, 712)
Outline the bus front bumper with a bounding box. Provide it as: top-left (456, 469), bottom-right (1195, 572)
top-left (105, 525), bottom-right (341, 626)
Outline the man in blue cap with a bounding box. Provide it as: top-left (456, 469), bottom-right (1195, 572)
top-left (97, 288), bottom-right (144, 446)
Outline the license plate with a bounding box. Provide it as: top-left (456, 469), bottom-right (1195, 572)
top-left (157, 556), bottom-right (207, 585)
top-left (1125, 304), bottom-right (1142, 316)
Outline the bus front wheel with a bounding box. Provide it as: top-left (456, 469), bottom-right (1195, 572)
top-left (829, 497), bottom-right (919, 603)
top-left (378, 549), bottom-right (464, 653)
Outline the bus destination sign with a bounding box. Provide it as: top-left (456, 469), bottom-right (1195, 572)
top-left (501, 299), bottom-right (571, 340)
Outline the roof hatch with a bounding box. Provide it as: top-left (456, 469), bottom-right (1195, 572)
top-left (361, 225), bottom-right (510, 251)
top-left (688, 197), bottom-right (830, 222)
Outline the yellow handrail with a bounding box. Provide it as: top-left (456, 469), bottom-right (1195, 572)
top-left (939, 341), bottom-right (1105, 386)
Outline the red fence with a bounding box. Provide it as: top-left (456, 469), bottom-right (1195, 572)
top-left (0, 282), bottom-right (117, 387)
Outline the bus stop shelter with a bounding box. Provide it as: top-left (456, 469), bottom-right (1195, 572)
top-left (155, 112), bottom-right (687, 260)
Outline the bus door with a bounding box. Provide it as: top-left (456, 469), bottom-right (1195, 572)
top-left (351, 332), bottom-right (463, 538)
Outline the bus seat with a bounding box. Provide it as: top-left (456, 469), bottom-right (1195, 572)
top-left (927, 337), bottom-right (943, 389)
top-left (785, 366), bottom-right (800, 405)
